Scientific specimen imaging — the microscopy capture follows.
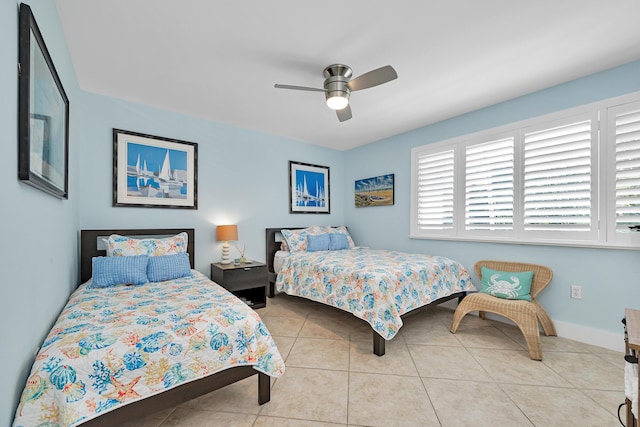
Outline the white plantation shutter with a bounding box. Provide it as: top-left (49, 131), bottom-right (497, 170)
top-left (613, 106), bottom-right (640, 231)
top-left (523, 118), bottom-right (594, 233)
top-left (416, 149), bottom-right (455, 231)
top-left (410, 93), bottom-right (640, 248)
top-left (465, 137), bottom-right (514, 231)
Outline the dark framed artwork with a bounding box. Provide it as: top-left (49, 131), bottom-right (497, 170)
top-left (289, 161), bottom-right (330, 214)
top-left (113, 129), bottom-right (198, 209)
top-left (355, 173), bottom-right (395, 207)
top-left (18, 3), bottom-right (69, 199)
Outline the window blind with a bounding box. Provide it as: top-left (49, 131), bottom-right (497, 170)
top-left (465, 137), bottom-right (514, 230)
top-left (416, 149), bottom-right (455, 230)
top-left (410, 93), bottom-right (640, 248)
top-left (523, 120), bottom-right (592, 231)
top-left (614, 107), bottom-right (640, 231)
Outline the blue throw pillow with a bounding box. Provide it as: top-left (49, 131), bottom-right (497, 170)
top-left (480, 267), bottom-right (533, 301)
top-left (329, 233), bottom-right (349, 250)
top-left (147, 253), bottom-right (192, 282)
top-left (307, 233), bottom-right (330, 252)
top-left (90, 255), bottom-right (149, 288)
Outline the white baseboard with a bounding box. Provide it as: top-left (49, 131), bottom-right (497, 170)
top-left (438, 300), bottom-right (624, 352)
top-left (553, 319), bottom-right (624, 353)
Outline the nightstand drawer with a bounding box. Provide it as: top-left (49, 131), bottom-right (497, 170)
top-left (210, 262), bottom-right (267, 309)
top-left (219, 266), bottom-right (266, 291)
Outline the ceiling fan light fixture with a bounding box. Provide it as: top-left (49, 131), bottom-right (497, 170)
top-left (274, 63), bottom-right (397, 122)
top-left (324, 74), bottom-right (351, 111)
top-left (326, 94), bottom-right (349, 110)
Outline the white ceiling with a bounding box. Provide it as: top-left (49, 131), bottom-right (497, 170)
top-left (54, 0), bottom-right (640, 151)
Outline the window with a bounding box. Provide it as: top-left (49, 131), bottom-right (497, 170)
top-left (521, 114), bottom-right (597, 240)
top-left (606, 101), bottom-right (640, 246)
top-left (410, 94), bottom-right (640, 249)
top-left (412, 146), bottom-right (455, 234)
top-left (465, 137), bottom-right (514, 232)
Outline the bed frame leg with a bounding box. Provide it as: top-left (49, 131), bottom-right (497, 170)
top-left (267, 282), bottom-right (275, 298)
top-left (258, 372), bottom-right (270, 404)
top-left (373, 332), bottom-right (385, 356)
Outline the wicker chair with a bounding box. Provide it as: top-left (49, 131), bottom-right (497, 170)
top-left (450, 260), bottom-right (557, 360)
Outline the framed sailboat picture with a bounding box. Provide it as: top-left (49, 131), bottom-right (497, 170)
top-left (355, 174), bottom-right (395, 207)
top-left (289, 161), bottom-right (330, 214)
top-left (113, 129), bottom-right (198, 209)
top-left (18, 4), bottom-right (69, 199)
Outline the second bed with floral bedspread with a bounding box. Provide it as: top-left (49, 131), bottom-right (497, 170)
top-left (275, 248), bottom-right (475, 341)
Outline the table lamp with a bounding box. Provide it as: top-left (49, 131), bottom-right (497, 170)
top-left (216, 224), bottom-right (238, 264)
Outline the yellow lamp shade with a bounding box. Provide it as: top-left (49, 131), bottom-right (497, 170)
top-left (216, 224), bottom-right (238, 241)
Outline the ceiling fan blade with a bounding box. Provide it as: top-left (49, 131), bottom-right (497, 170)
top-left (347, 65), bottom-right (397, 91)
top-left (274, 84), bottom-right (325, 92)
top-left (336, 105), bottom-right (352, 122)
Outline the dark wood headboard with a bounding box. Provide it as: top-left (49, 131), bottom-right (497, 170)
top-left (265, 227), bottom-right (305, 283)
top-left (80, 228), bottom-right (195, 284)
top-left (265, 226), bottom-right (347, 286)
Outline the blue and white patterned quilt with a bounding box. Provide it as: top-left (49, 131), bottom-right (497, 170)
top-left (13, 271), bottom-right (285, 427)
top-left (276, 248), bottom-right (474, 339)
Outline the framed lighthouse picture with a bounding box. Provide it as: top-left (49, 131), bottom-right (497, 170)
top-left (113, 129), bottom-right (198, 209)
top-left (289, 160), bottom-right (330, 214)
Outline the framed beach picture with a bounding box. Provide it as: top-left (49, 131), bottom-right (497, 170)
top-left (355, 173), bottom-right (395, 207)
top-left (18, 4), bottom-right (69, 199)
top-left (289, 161), bottom-right (330, 214)
top-left (113, 129), bottom-right (198, 209)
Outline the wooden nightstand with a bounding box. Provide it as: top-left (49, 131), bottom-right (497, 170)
top-left (211, 261), bottom-right (267, 309)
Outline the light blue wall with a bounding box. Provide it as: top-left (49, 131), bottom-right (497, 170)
top-left (1, 2), bottom-right (343, 422)
top-left (343, 60), bottom-right (640, 338)
top-left (76, 91), bottom-right (344, 273)
top-left (0, 0), bottom-right (80, 425)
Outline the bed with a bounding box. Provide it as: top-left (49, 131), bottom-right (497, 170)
top-left (266, 226), bottom-right (475, 356)
top-left (13, 228), bottom-right (285, 427)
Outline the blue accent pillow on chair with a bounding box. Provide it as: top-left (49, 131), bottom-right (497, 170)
top-left (90, 255), bottom-right (149, 288)
top-left (147, 253), bottom-right (192, 282)
top-left (480, 267), bottom-right (533, 301)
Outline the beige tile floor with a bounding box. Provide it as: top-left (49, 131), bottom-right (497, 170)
top-left (126, 294), bottom-right (626, 427)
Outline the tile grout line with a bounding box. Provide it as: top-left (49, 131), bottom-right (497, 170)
top-left (406, 332), bottom-right (444, 426)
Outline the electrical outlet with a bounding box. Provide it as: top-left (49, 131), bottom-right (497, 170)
top-left (570, 285), bottom-right (582, 299)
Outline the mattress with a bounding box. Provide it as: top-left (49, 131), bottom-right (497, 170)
top-left (273, 250), bottom-right (289, 275)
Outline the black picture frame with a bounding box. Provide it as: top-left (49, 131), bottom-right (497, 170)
top-left (18, 3), bottom-right (69, 199)
top-left (289, 160), bottom-right (330, 214)
top-left (355, 173), bottom-right (395, 207)
top-left (113, 129), bottom-right (198, 209)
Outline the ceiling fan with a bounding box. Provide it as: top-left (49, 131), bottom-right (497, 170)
top-left (274, 64), bottom-right (398, 122)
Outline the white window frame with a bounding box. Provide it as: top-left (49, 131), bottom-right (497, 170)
top-left (410, 91), bottom-right (640, 250)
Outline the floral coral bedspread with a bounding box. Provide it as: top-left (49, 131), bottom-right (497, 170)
top-left (13, 271), bottom-right (285, 427)
top-left (276, 248), bottom-right (474, 340)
